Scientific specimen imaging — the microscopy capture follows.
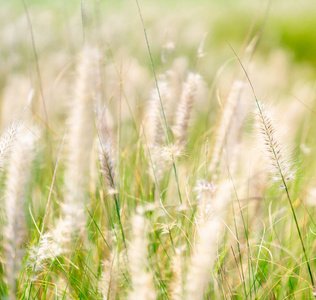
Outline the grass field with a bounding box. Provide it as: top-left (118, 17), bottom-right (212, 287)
top-left (1, 0), bottom-right (316, 299)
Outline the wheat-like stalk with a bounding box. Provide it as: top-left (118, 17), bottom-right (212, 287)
top-left (255, 101), bottom-right (294, 182)
top-left (173, 73), bottom-right (201, 151)
top-left (185, 182), bottom-right (231, 300)
top-left (194, 179), bottom-right (217, 224)
top-left (98, 252), bottom-right (117, 300)
top-left (62, 46), bottom-right (99, 236)
top-left (254, 100), bottom-right (314, 286)
top-left (128, 214), bottom-right (156, 300)
top-left (0, 122), bottom-right (21, 173)
top-left (97, 109), bottom-right (116, 192)
top-left (144, 76), bottom-right (171, 182)
top-left (169, 249), bottom-right (183, 300)
top-left (26, 232), bottom-right (58, 282)
top-left (209, 80), bottom-right (244, 176)
top-left (4, 128), bottom-right (37, 298)
top-left (147, 76), bottom-right (170, 149)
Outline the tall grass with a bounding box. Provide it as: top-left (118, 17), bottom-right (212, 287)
top-left (0, 1), bottom-right (316, 299)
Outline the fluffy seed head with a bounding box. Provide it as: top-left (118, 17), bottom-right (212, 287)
top-left (169, 249), bottom-right (183, 300)
top-left (27, 232), bottom-right (60, 281)
top-left (62, 46), bottom-right (100, 236)
top-left (255, 101), bottom-right (294, 182)
top-left (194, 180), bottom-right (217, 223)
top-left (185, 181), bottom-right (231, 300)
top-left (0, 122), bottom-right (21, 173)
top-left (158, 144), bottom-right (185, 162)
top-left (4, 128), bottom-right (37, 296)
top-left (173, 73), bottom-right (201, 150)
top-left (128, 214), bottom-right (156, 300)
top-left (97, 109), bottom-right (116, 191)
top-left (209, 80), bottom-right (244, 175)
top-left (64, 46), bottom-right (99, 201)
top-left (98, 252), bottom-right (118, 300)
top-left (146, 76), bottom-right (170, 149)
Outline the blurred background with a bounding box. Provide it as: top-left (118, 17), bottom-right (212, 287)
top-left (1, 0), bottom-right (316, 138)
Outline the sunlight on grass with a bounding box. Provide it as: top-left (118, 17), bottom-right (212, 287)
top-left (0, 0), bottom-right (316, 299)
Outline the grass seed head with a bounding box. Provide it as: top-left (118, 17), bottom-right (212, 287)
top-left (255, 101), bottom-right (295, 183)
top-left (173, 72), bottom-right (201, 150)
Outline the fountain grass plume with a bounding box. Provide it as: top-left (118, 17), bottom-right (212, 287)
top-left (97, 109), bottom-right (116, 193)
top-left (255, 101), bottom-right (295, 182)
top-left (4, 127), bottom-right (37, 298)
top-left (173, 73), bottom-right (201, 151)
top-left (185, 181), bottom-right (231, 300)
top-left (0, 122), bottom-right (21, 174)
top-left (229, 43), bottom-right (315, 288)
top-left (62, 46), bottom-right (99, 235)
top-left (128, 214), bottom-right (156, 300)
top-left (209, 80), bottom-right (244, 176)
top-left (98, 252), bottom-right (118, 300)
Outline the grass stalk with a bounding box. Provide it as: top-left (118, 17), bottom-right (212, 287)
top-left (229, 43), bottom-right (315, 288)
top-left (135, 0), bottom-right (182, 204)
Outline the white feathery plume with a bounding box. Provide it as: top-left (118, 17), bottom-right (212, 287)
top-left (194, 179), bottom-right (217, 224)
top-left (0, 122), bottom-right (21, 173)
top-left (26, 232), bottom-right (60, 282)
top-left (146, 76), bottom-right (170, 150)
top-left (150, 143), bottom-right (185, 181)
top-left (173, 73), bottom-right (201, 150)
top-left (185, 181), bottom-right (231, 300)
top-left (49, 217), bottom-right (75, 254)
top-left (97, 109), bottom-right (116, 193)
top-left (4, 128), bottom-right (37, 298)
top-left (209, 80), bottom-right (244, 176)
top-left (145, 76), bottom-right (171, 182)
top-left (169, 248), bottom-right (183, 300)
top-left (62, 46), bottom-right (99, 236)
top-left (98, 252), bottom-right (117, 300)
top-left (128, 214), bottom-right (156, 300)
top-left (255, 101), bottom-right (294, 182)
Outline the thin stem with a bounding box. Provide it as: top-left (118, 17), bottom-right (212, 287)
top-left (229, 42), bottom-right (314, 288)
top-left (135, 0), bottom-right (182, 204)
